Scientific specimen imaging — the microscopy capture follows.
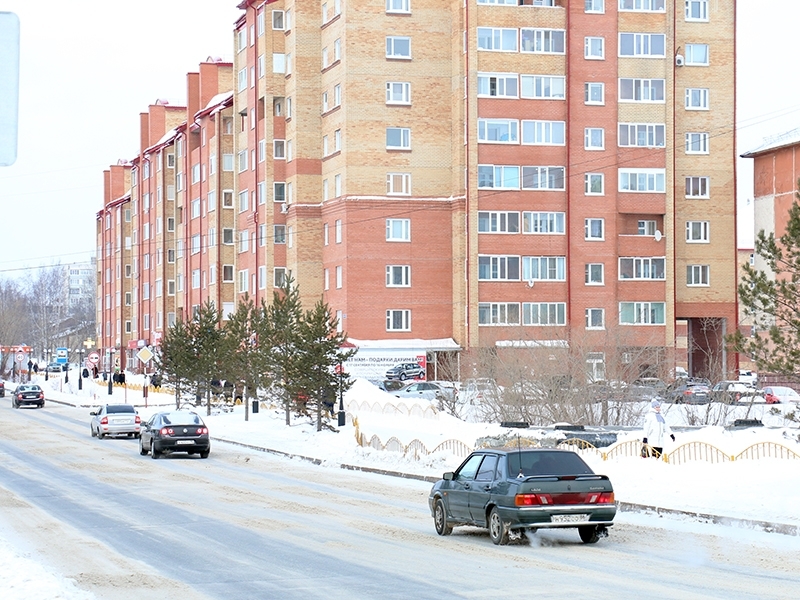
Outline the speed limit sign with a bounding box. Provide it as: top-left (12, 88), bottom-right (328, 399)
top-left (15, 352), bottom-right (24, 363)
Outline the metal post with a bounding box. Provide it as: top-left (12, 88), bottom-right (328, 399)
top-left (78, 349), bottom-right (83, 391)
top-left (108, 349), bottom-right (114, 395)
top-left (337, 362), bottom-right (345, 427)
top-left (45, 349), bottom-right (50, 381)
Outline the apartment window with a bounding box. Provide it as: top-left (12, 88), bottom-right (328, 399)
top-left (687, 264), bottom-right (710, 286)
top-left (207, 191), bottom-right (217, 212)
top-left (335, 174), bottom-right (342, 197)
top-left (478, 119), bottom-right (518, 143)
top-left (686, 176), bottom-right (710, 198)
top-left (273, 53), bottom-right (286, 74)
top-left (334, 38), bottom-right (341, 61)
top-left (585, 173), bottom-right (604, 195)
top-left (686, 221), bottom-right (710, 243)
top-left (386, 265), bottom-right (411, 287)
top-left (238, 269), bottom-right (249, 294)
top-left (322, 91), bottom-right (329, 113)
top-left (585, 0), bottom-right (604, 12)
top-left (478, 303), bottom-right (521, 326)
top-left (584, 128), bottom-right (604, 150)
top-left (273, 182), bottom-right (286, 203)
top-left (386, 81), bottom-right (411, 104)
top-left (222, 154), bottom-right (234, 171)
top-left (686, 0), bottom-right (708, 21)
top-left (479, 255), bottom-right (520, 281)
top-left (239, 229), bottom-right (250, 253)
top-left (386, 309), bottom-right (411, 331)
top-left (222, 265), bottom-right (234, 282)
top-left (521, 28), bottom-right (565, 54)
top-left (191, 198), bottom-right (200, 219)
top-left (586, 308), bottom-right (605, 329)
top-left (522, 303), bottom-right (565, 326)
top-left (274, 140), bottom-right (285, 159)
top-left (619, 169), bottom-right (666, 192)
top-left (223, 228), bottom-right (234, 244)
top-left (478, 211), bottom-right (520, 234)
top-left (638, 220), bottom-right (657, 235)
top-left (585, 37), bottom-right (604, 59)
top-left (520, 75), bottom-right (565, 99)
top-left (286, 53), bottom-right (293, 76)
top-left (477, 74), bottom-right (518, 98)
top-left (274, 267), bottom-right (287, 288)
top-left (386, 218), bottom-right (410, 241)
top-left (477, 28), bottom-right (518, 52)
top-left (620, 302), bottom-right (665, 325)
top-left (220, 190), bottom-right (233, 209)
top-left (191, 234), bottom-right (201, 255)
top-left (286, 96), bottom-right (292, 118)
top-left (619, 33), bottom-right (665, 57)
top-left (585, 82), bottom-right (604, 105)
top-left (322, 47), bottom-right (329, 69)
top-left (522, 166), bottom-right (565, 190)
top-left (521, 256), bottom-right (564, 281)
top-left (618, 123), bottom-right (666, 147)
top-left (167, 249), bottom-right (175, 263)
top-left (686, 132), bottom-right (710, 154)
top-left (585, 219), bottom-right (604, 240)
top-left (237, 68), bottom-right (247, 92)
top-left (333, 85), bottom-right (341, 107)
top-left (272, 225), bottom-right (285, 245)
top-left (386, 127), bottom-right (411, 150)
top-left (238, 190), bottom-right (249, 212)
top-left (387, 173), bottom-right (411, 195)
top-left (521, 120), bottom-right (565, 145)
top-left (685, 44), bottom-right (709, 66)
top-left (585, 263), bottom-right (604, 285)
top-left (523, 212), bottom-right (565, 234)
top-left (336, 219), bottom-right (343, 243)
top-left (386, 0), bottom-right (410, 13)
top-left (619, 78), bottom-right (665, 102)
top-left (686, 88), bottom-right (709, 110)
top-left (192, 269), bottom-right (201, 290)
top-left (334, 129), bottom-right (341, 152)
top-left (619, 257), bottom-right (665, 280)
top-left (478, 165), bottom-right (519, 189)
top-left (386, 36), bottom-right (411, 58)
top-left (619, 0), bottom-right (665, 11)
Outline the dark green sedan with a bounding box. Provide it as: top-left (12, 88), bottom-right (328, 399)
top-left (428, 448), bottom-right (616, 545)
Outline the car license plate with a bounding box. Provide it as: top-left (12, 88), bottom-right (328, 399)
top-left (176, 440), bottom-right (194, 445)
top-left (551, 514), bottom-right (588, 524)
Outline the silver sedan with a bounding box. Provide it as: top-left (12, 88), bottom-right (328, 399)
top-left (90, 404), bottom-right (141, 439)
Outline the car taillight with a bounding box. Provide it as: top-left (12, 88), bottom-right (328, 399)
top-left (135, 415), bottom-right (141, 424)
top-left (16, 394), bottom-right (22, 400)
top-left (588, 492), bottom-right (615, 504)
top-left (100, 417), bottom-right (108, 425)
top-left (683, 390), bottom-right (692, 395)
top-left (39, 393), bottom-right (44, 400)
top-left (515, 493), bottom-right (553, 506)
top-left (160, 427), bottom-right (174, 436)
top-left (197, 427), bottom-right (208, 434)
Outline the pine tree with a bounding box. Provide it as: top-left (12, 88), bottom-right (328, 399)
top-left (155, 316), bottom-right (195, 408)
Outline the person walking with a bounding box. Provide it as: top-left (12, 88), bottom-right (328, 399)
top-left (642, 399), bottom-right (675, 458)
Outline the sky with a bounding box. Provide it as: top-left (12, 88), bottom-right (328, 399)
top-left (1, 374), bottom-right (799, 598)
top-left (0, 0), bottom-right (796, 277)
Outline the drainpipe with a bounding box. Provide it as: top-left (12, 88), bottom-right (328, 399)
top-left (464, 1), bottom-right (471, 356)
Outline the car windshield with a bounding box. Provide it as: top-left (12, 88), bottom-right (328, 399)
top-left (107, 405), bottom-right (135, 413)
top-left (507, 451), bottom-right (594, 477)
top-left (162, 412), bottom-right (204, 426)
top-left (18, 385), bottom-right (39, 392)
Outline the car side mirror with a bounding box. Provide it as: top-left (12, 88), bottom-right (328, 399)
top-left (443, 472), bottom-right (454, 481)
top-left (89, 411), bottom-right (97, 416)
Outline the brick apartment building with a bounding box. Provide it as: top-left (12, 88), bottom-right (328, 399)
top-left (98, 0), bottom-right (738, 381)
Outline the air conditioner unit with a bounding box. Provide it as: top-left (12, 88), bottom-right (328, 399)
top-left (280, 203), bottom-right (288, 214)
top-left (675, 54), bottom-right (685, 67)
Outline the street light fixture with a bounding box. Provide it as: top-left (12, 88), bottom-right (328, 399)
top-left (108, 348), bottom-right (115, 395)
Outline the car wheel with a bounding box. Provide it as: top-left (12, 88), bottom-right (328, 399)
top-left (200, 450), bottom-right (210, 459)
top-left (91, 426), bottom-right (97, 438)
top-left (488, 507), bottom-right (509, 545)
top-left (433, 498), bottom-right (452, 536)
top-left (97, 430), bottom-right (105, 439)
top-left (151, 443), bottom-right (160, 459)
top-left (138, 436), bottom-right (148, 455)
top-left (400, 373), bottom-right (407, 381)
top-left (39, 403), bottom-right (44, 408)
top-left (578, 525), bottom-right (600, 544)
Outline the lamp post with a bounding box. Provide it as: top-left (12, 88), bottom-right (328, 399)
top-left (45, 349), bottom-right (50, 381)
top-left (108, 348), bottom-right (115, 395)
top-left (336, 362), bottom-right (345, 427)
top-left (78, 348), bottom-right (84, 391)
top-left (64, 350), bottom-right (69, 384)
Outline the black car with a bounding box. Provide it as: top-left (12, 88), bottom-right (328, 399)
top-left (0, 380), bottom-right (4, 397)
top-left (429, 448), bottom-right (615, 545)
top-left (385, 362), bottom-right (425, 381)
top-left (667, 381), bottom-right (711, 404)
top-left (139, 411), bottom-right (210, 459)
top-left (13, 384), bottom-right (45, 408)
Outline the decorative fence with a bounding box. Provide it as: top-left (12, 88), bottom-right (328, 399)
top-left (346, 399), bottom-right (439, 420)
top-left (353, 426), bottom-right (800, 466)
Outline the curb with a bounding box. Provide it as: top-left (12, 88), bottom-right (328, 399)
top-left (214, 436), bottom-right (799, 537)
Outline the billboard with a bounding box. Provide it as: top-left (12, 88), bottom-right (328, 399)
top-left (343, 348), bottom-right (426, 382)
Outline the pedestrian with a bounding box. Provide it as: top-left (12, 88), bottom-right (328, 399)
top-left (642, 399), bottom-right (675, 458)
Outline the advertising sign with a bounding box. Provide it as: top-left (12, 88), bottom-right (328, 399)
top-left (343, 349), bottom-right (427, 383)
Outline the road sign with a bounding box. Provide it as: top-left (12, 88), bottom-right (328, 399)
top-left (87, 351), bottom-right (100, 365)
top-left (136, 347), bottom-right (154, 364)
top-left (55, 347), bottom-right (68, 364)
top-left (15, 351), bottom-right (24, 363)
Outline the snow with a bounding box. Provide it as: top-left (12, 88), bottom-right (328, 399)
top-left (3, 374), bottom-right (800, 598)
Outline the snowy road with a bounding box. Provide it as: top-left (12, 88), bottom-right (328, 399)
top-left (0, 401), bottom-right (798, 600)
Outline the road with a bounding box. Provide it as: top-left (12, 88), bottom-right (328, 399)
top-left (0, 400), bottom-right (798, 599)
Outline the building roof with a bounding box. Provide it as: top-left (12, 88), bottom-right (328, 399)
top-left (347, 338), bottom-right (461, 351)
top-left (741, 128), bottom-right (800, 158)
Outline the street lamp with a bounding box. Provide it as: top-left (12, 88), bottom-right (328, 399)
top-left (78, 348), bottom-right (84, 391)
top-left (336, 361), bottom-right (345, 427)
top-left (64, 351), bottom-right (69, 384)
top-left (45, 349), bottom-right (50, 381)
top-left (108, 348), bottom-right (115, 395)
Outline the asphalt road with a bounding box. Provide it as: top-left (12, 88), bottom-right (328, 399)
top-left (0, 401), bottom-right (798, 600)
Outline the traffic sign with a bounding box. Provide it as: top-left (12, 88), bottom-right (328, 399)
top-left (15, 351), bottom-right (24, 363)
top-left (87, 351), bottom-right (100, 365)
top-left (136, 347), bottom-right (154, 364)
top-left (55, 347), bottom-right (68, 364)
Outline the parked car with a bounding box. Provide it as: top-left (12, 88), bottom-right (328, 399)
top-left (13, 384), bottom-right (45, 408)
top-left (627, 378), bottom-right (667, 402)
top-left (667, 381), bottom-right (711, 404)
top-left (429, 448), bottom-right (615, 545)
top-left (762, 386), bottom-right (800, 405)
top-left (461, 378), bottom-right (501, 404)
top-left (384, 362), bottom-right (425, 381)
top-left (710, 381), bottom-right (764, 404)
top-left (139, 411), bottom-right (210, 459)
top-left (0, 380), bottom-right (4, 397)
top-left (377, 379), bottom-right (407, 393)
top-left (46, 362), bottom-right (64, 373)
top-left (90, 404), bottom-right (141, 439)
top-left (394, 381), bottom-right (454, 404)
top-left (738, 369), bottom-right (758, 386)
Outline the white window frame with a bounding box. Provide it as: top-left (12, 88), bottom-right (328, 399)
top-left (618, 0), bottom-right (665, 12)
top-left (584, 36), bottom-right (604, 59)
top-left (478, 119), bottom-right (519, 144)
top-left (386, 265), bottom-right (411, 287)
top-left (521, 302), bottom-right (566, 326)
top-left (584, 127), bottom-right (605, 150)
top-left (522, 166), bottom-right (565, 190)
top-left (638, 220), bottom-right (657, 236)
top-left (618, 33), bottom-right (666, 57)
top-left (386, 36), bottom-right (412, 59)
top-left (619, 257), bottom-right (666, 280)
top-left (477, 165), bottom-right (519, 190)
top-left (522, 212), bottom-right (565, 234)
top-left (521, 120), bottom-right (565, 146)
top-left (478, 211), bottom-right (520, 234)
top-left (685, 0), bottom-right (709, 22)
top-left (477, 73), bottom-right (518, 99)
top-left (685, 176), bottom-right (710, 199)
top-left (386, 81), bottom-right (411, 104)
top-left (585, 219), bottom-right (605, 241)
top-left (521, 256), bottom-right (565, 281)
top-left (619, 169), bottom-right (666, 193)
top-left (585, 263), bottom-right (604, 285)
top-left (585, 173), bottom-right (604, 195)
top-left (386, 0), bottom-right (411, 14)
top-left (478, 303), bottom-right (521, 326)
top-left (687, 264), bottom-right (710, 286)
top-left (685, 88), bottom-right (709, 110)
top-left (619, 302), bottom-right (666, 326)
top-left (619, 78), bottom-right (665, 103)
top-left (386, 218), bottom-right (411, 242)
top-left (585, 0), bottom-right (605, 14)
top-left (386, 173), bottom-right (411, 196)
top-left (585, 308), bottom-right (605, 330)
top-left (477, 27), bottom-right (518, 52)
top-left (686, 221), bottom-right (710, 243)
top-left (685, 132), bottom-right (710, 154)
top-left (685, 44), bottom-right (709, 66)
top-left (274, 139), bottom-right (286, 159)
top-left (520, 28), bottom-right (565, 54)
top-left (585, 82), bottom-right (604, 105)
top-left (479, 255), bottom-right (521, 281)
top-left (618, 123), bottom-right (666, 148)
top-left (520, 75), bottom-right (565, 100)
top-left (386, 127), bottom-right (411, 150)
top-left (386, 309), bottom-right (412, 332)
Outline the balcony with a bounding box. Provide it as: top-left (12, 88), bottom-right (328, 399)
top-left (617, 194), bottom-right (665, 215)
top-left (618, 234), bottom-right (665, 256)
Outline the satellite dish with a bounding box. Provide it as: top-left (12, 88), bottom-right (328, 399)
top-left (654, 230), bottom-right (662, 242)
top-left (526, 280), bottom-right (535, 288)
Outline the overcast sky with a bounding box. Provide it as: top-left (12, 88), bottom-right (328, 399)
top-left (0, 0), bottom-right (793, 277)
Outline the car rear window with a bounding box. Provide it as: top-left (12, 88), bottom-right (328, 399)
top-left (163, 412), bottom-right (204, 426)
top-left (107, 405), bottom-right (135, 413)
top-left (507, 451), bottom-right (594, 477)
